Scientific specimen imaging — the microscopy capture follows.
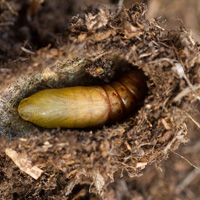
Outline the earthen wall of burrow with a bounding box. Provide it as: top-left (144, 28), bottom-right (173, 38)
top-left (0, 3), bottom-right (200, 196)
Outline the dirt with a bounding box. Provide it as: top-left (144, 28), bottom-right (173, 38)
top-left (0, 0), bottom-right (200, 199)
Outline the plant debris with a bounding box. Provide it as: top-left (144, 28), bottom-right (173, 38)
top-left (0, 2), bottom-right (200, 199)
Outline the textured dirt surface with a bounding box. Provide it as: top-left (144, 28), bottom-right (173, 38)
top-left (0, 0), bottom-right (200, 199)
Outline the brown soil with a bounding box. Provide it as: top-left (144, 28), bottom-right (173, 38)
top-left (0, 0), bottom-right (200, 199)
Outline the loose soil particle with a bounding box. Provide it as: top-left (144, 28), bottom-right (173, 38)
top-left (0, 1), bottom-right (200, 199)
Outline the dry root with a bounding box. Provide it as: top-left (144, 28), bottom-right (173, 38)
top-left (0, 3), bottom-right (200, 199)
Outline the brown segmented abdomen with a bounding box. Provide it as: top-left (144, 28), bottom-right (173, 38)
top-left (18, 70), bottom-right (146, 128)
